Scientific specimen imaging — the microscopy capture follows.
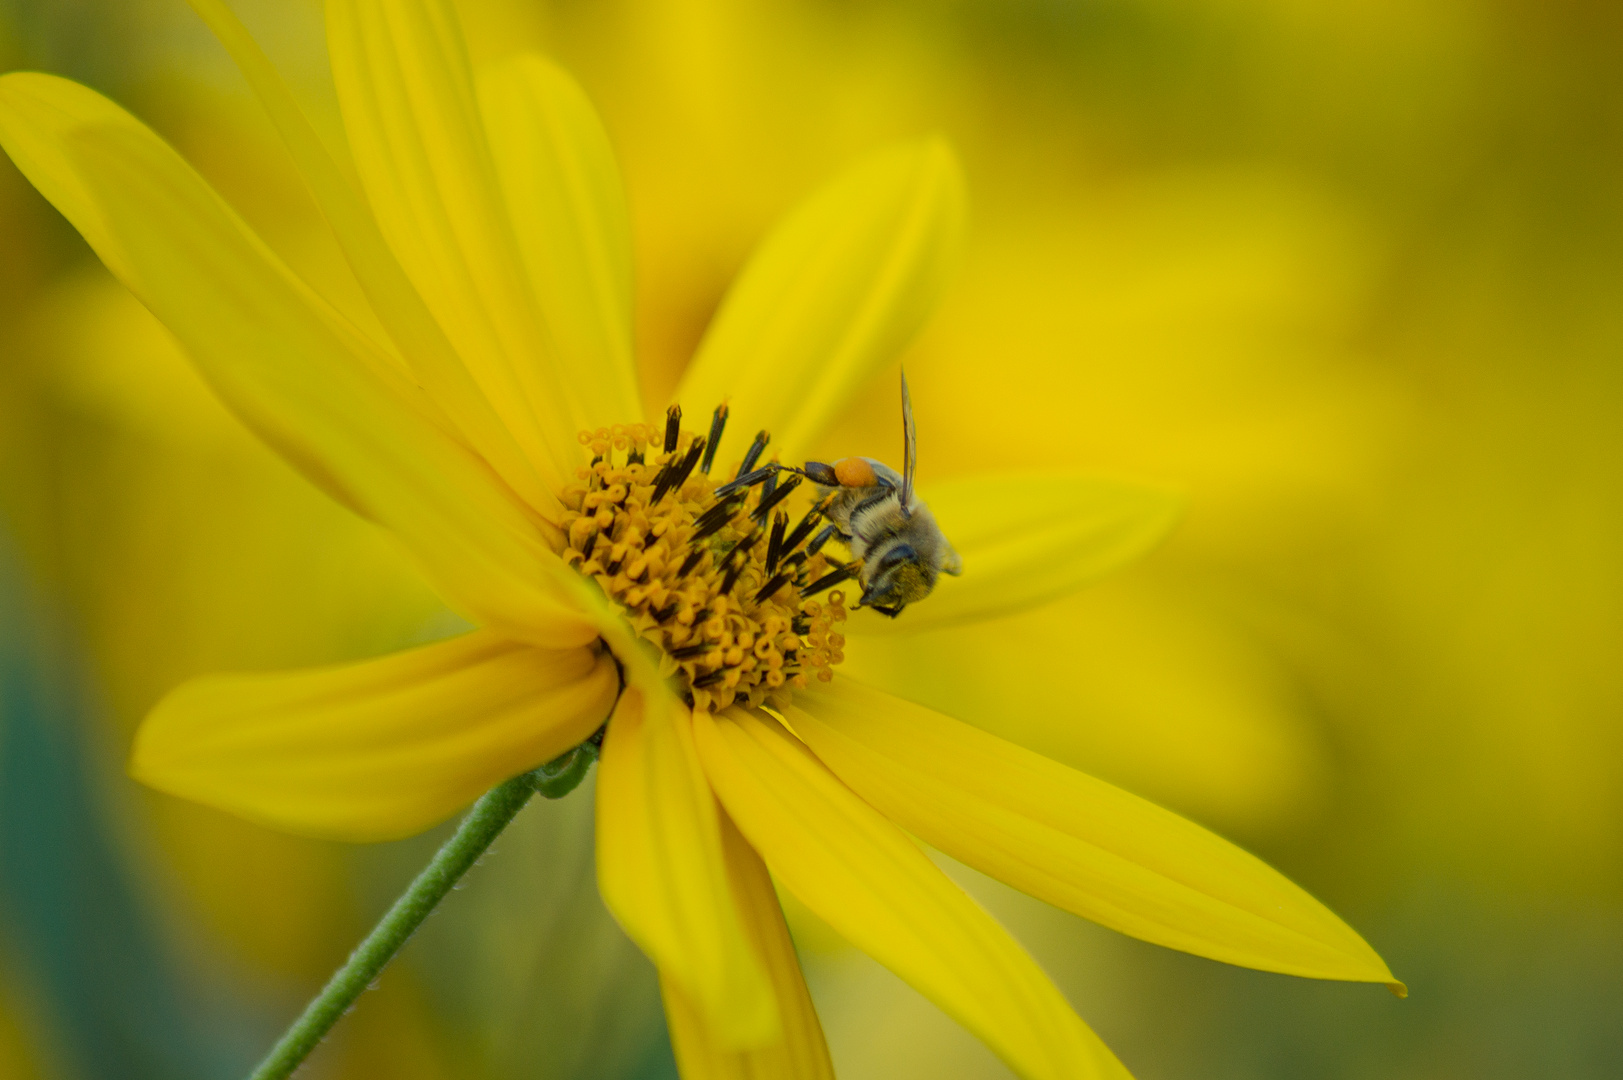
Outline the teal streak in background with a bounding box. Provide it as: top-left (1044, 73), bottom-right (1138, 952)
top-left (0, 530), bottom-right (254, 1080)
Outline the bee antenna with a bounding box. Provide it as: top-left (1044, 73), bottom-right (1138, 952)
top-left (899, 369), bottom-right (917, 515)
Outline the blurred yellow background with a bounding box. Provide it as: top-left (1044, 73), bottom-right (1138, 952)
top-left (2, 0), bottom-right (1620, 1077)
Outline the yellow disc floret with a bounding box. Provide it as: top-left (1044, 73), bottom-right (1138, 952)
top-left (558, 406), bottom-right (851, 713)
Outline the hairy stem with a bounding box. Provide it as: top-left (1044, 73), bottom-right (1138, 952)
top-left (245, 772), bottom-right (538, 1080)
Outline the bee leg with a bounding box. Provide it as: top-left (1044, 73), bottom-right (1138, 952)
top-left (805, 523), bottom-right (838, 556)
top-left (866, 603), bottom-right (905, 618)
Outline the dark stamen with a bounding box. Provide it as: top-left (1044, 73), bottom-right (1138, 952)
top-left (653, 601), bottom-right (680, 623)
top-left (739, 430), bottom-right (770, 477)
top-left (627, 447), bottom-right (644, 465)
top-left (692, 668), bottom-right (728, 689)
top-left (765, 511), bottom-right (788, 574)
top-left (664, 405), bottom-right (681, 453)
top-left (805, 524), bottom-right (836, 556)
top-left (678, 549), bottom-right (706, 578)
top-left (761, 470), bottom-right (778, 505)
top-left (690, 495), bottom-right (745, 545)
top-left (801, 562), bottom-right (860, 597)
top-left (751, 475), bottom-right (801, 521)
top-left (716, 527), bottom-right (761, 575)
top-left (670, 642), bottom-right (712, 660)
top-left (652, 437), bottom-right (706, 505)
top-left (717, 527), bottom-right (761, 594)
top-left (781, 509), bottom-right (822, 555)
top-left (700, 404), bottom-right (728, 474)
top-left (790, 616), bottom-right (809, 636)
top-left (580, 531), bottom-right (598, 560)
top-left (713, 465), bottom-right (776, 499)
top-left (754, 571), bottom-right (792, 604)
top-left (669, 437), bottom-right (706, 490)
top-left (646, 459), bottom-right (673, 500)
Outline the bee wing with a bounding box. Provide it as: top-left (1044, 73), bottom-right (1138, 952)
top-left (900, 369), bottom-right (917, 516)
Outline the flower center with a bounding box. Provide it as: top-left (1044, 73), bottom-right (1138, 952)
top-left (559, 406), bottom-right (851, 713)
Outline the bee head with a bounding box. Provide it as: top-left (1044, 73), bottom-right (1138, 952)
top-left (859, 543), bottom-right (936, 610)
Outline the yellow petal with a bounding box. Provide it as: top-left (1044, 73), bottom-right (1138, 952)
top-left (839, 581), bottom-right (1332, 834)
top-left (131, 631), bottom-right (617, 842)
top-left (595, 690), bottom-right (778, 1049)
top-left (327, 0), bottom-right (585, 487)
top-left (661, 809), bottom-right (834, 1080)
top-left (186, 0), bottom-right (558, 513)
top-left (478, 53), bottom-right (642, 426)
top-left (0, 73), bottom-right (595, 648)
top-left (692, 708), bottom-right (1129, 1080)
top-left (847, 472), bottom-right (1183, 636)
top-left (788, 679), bottom-right (1403, 992)
top-left (675, 139), bottom-right (966, 463)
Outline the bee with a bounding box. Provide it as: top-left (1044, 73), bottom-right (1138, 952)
top-left (715, 372), bottom-right (961, 618)
top-left (803, 373), bottom-right (962, 617)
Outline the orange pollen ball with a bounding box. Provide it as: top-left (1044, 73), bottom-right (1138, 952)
top-left (558, 406), bottom-right (852, 713)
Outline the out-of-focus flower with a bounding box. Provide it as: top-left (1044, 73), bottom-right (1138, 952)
top-left (0, 1), bottom-right (1400, 1078)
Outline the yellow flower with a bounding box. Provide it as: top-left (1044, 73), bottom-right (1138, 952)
top-left (0, 1), bottom-right (1400, 1077)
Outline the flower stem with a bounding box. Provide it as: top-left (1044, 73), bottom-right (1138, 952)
top-left (245, 772), bottom-right (539, 1080)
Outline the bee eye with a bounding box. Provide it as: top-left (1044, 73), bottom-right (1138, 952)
top-left (803, 461), bottom-right (838, 485)
top-left (875, 544), bottom-right (917, 574)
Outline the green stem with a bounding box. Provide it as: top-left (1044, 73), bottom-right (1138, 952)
top-left (245, 772), bottom-right (538, 1080)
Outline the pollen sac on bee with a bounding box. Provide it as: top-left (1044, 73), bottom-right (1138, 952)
top-left (558, 414), bottom-right (849, 712)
